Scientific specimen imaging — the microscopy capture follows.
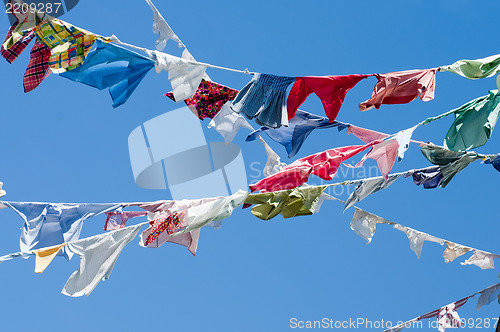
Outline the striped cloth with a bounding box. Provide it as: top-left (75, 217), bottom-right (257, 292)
top-left (1, 21), bottom-right (35, 63)
top-left (35, 19), bottom-right (97, 73)
top-left (23, 39), bottom-right (51, 92)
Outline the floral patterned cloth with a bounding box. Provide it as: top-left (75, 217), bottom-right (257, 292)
top-left (165, 79), bottom-right (239, 120)
top-left (144, 211), bottom-right (186, 246)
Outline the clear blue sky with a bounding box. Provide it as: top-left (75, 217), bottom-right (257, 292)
top-left (0, 0), bottom-right (499, 331)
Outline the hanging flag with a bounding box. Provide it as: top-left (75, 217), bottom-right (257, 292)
top-left (404, 166), bottom-right (443, 189)
top-left (420, 144), bottom-right (481, 188)
top-left (423, 90), bottom-right (500, 151)
top-left (23, 39), bottom-right (51, 92)
top-left (344, 174), bottom-right (402, 210)
top-left (62, 223), bottom-right (144, 297)
top-left (249, 143), bottom-right (377, 193)
top-left (0, 202), bottom-right (122, 260)
top-left (165, 79), bottom-right (239, 120)
top-left (104, 211), bottom-right (147, 231)
top-left (144, 0), bottom-right (184, 50)
top-left (244, 186), bottom-right (327, 220)
top-left (287, 75), bottom-right (370, 122)
top-left (440, 54), bottom-right (500, 79)
top-left (147, 49), bottom-right (207, 101)
top-left (359, 69), bottom-right (437, 111)
top-left (60, 39), bottom-right (155, 107)
top-left (231, 73), bottom-right (296, 128)
top-left (35, 19), bottom-right (97, 73)
top-left (208, 102), bottom-right (255, 144)
top-left (1, 21), bottom-right (35, 64)
top-left (247, 109), bottom-right (350, 158)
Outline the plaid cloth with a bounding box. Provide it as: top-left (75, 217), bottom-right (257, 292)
top-left (2, 0), bottom-right (50, 50)
top-left (1, 21), bottom-right (35, 63)
top-left (35, 19), bottom-right (97, 73)
top-left (23, 38), bottom-right (51, 92)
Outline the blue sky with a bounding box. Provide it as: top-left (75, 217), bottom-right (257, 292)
top-left (0, 0), bottom-right (499, 331)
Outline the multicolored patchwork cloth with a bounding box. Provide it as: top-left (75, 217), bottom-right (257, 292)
top-left (23, 39), bottom-right (51, 92)
top-left (1, 21), bottom-right (35, 63)
top-left (165, 79), bottom-right (239, 120)
top-left (35, 19), bottom-right (97, 73)
top-left (144, 211), bottom-right (186, 246)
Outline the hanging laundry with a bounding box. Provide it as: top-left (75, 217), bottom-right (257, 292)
top-left (393, 224), bottom-right (444, 259)
top-left (231, 73), bottom-right (296, 128)
top-left (140, 227), bottom-right (200, 255)
top-left (461, 250), bottom-right (500, 270)
top-left (443, 241), bottom-right (472, 263)
top-left (60, 40), bottom-right (155, 108)
top-left (404, 166), bottom-right (443, 189)
top-left (476, 283), bottom-right (500, 310)
top-left (208, 101), bottom-right (255, 144)
top-left (165, 79), bottom-right (239, 120)
top-left (420, 144), bottom-right (481, 188)
top-left (0, 202), bottom-right (121, 260)
top-left (136, 190), bottom-right (247, 240)
top-left (250, 143), bottom-right (377, 193)
top-left (247, 109), bottom-right (350, 158)
top-left (346, 125), bottom-right (417, 179)
top-left (244, 186), bottom-right (326, 221)
top-left (1, 21), bottom-right (35, 63)
top-left (143, 211), bottom-right (186, 245)
top-left (258, 137), bottom-right (287, 177)
top-left (147, 49), bottom-right (207, 101)
top-left (344, 174), bottom-right (402, 210)
top-left (435, 302), bottom-right (465, 332)
top-left (350, 208), bottom-right (393, 244)
top-left (287, 75), bottom-right (370, 122)
top-left (23, 39), bottom-right (51, 92)
top-left (35, 19), bottom-right (97, 73)
top-left (104, 211), bottom-right (147, 231)
top-left (433, 90), bottom-right (500, 151)
top-left (440, 54), bottom-right (500, 79)
top-left (484, 154), bottom-right (500, 172)
top-left (144, 0), bottom-right (184, 50)
top-left (359, 69), bottom-right (437, 111)
top-left (33, 243), bottom-right (65, 273)
top-left (61, 223), bottom-right (144, 297)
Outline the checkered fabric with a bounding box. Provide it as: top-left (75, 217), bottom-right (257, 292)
top-left (1, 21), bottom-right (35, 63)
top-left (23, 38), bottom-right (51, 92)
top-left (35, 19), bottom-right (97, 73)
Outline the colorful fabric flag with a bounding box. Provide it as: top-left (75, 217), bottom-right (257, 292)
top-left (420, 144), bottom-right (481, 188)
top-left (165, 79), bottom-right (239, 120)
top-left (35, 19), bottom-right (97, 73)
top-left (404, 166), bottom-right (443, 189)
top-left (60, 39), bottom-right (155, 107)
top-left (440, 54), bottom-right (500, 79)
top-left (247, 109), bottom-right (350, 158)
top-left (423, 90), bottom-right (500, 151)
top-left (249, 143), bottom-right (377, 193)
top-left (359, 69), bottom-right (437, 111)
top-left (244, 186), bottom-right (326, 220)
top-left (33, 243), bottom-right (65, 273)
top-left (23, 39), bottom-right (51, 92)
top-left (232, 73), bottom-right (296, 128)
top-left (1, 21), bottom-right (35, 64)
top-left (104, 211), bottom-right (147, 231)
top-left (287, 75), bottom-right (370, 122)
